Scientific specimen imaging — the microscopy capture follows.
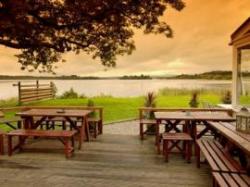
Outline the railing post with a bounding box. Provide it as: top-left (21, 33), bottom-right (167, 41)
top-left (18, 82), bottom-right (21, 105)
top-left (50, 81), bottom-right (54, 98)
top-left (36, 80), bottom-right (39, 101)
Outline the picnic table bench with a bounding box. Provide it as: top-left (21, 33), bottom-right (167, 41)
top-left (7, 129), bottom-right (77, 158)
top-left (212, 172), bottom-right (250, 187)
top-left (196, 139), bottom-right (244, 173)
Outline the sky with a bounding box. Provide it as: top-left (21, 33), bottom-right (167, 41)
top-left (0, 0), bottom-right (250, 77)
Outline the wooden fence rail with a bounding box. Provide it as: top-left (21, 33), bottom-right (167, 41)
top-left (13, 80), bottom-right (54, 105)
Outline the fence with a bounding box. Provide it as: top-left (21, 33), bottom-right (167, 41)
top-left (13, 80), bottom-right (55, 105)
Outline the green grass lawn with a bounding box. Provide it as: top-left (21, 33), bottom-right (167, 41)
top-left (0, 93), bottom-right (249, 125)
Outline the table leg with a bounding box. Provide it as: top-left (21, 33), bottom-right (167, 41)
top-left (8, 135), bottom-right (12, 156)
top-left (78, 118), bottom-right (84, 150)
top-left (155, 119), bottom-right (160, 154)
top-left (187, 141), bottom-right (192, 163)
top-left (165, 140), bottom-right (169, 162)
top-left (140, 122), bottom-right (144, 140)
top-left (85, 116), bottom-right (90, 142)
top-left (196, 142), bottom-right (200, 168)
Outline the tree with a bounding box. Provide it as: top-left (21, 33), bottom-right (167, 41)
top-left (0, 0), bottom-right (185, 73)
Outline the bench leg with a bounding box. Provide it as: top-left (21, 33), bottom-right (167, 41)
top-left (140, 123), bottom-right (144, 140)
top-left (71, 136), bottom-right (75, 151)
top-left (164, 140), bottom-right (169, 162)
top-left (187, 141), bottom-right (192, 163)
top-left (98, 121), bottom-right (103, 135)
top-left (182, 141), bottom-right (186, 158)
top-left (85, 119), bottom-right (90, 142)
top-left (0, 135), bottom-right (4, 155)
top-left (93, 123), bottom-right (97, 139)
top-left (64, 138), bottom-right (70, 158)
top-left (196, 143), bottom-right (200, 168)
top-left (8, 135), bottom-right (12, 156)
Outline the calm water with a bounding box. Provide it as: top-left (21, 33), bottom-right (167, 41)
top-left (0, 79), bottom-right (250, 99)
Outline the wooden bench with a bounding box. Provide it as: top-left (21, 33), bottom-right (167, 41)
top-left (7, 129), bottom-right (77, 158)
top-left (196, 139), bottom-right (244, 173)
top-left (212, 172), bottom-right (250, 187)
top-left (163, 132), bottom-right (193, 163)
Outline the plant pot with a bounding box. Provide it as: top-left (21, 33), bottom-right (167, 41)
top-left (146, 124), bottom-right (156, 135)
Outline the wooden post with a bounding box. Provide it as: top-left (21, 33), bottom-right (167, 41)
top-left (18, 82), bottom-right (21, 105)
top-left (36, 80), bottom-right (39, 101)
top-left (232, 47), bottom-right (241, 107)
top-left (50, 82), bottom-right (54, 98)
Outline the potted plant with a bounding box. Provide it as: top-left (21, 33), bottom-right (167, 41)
top-left (87, 99), bottom-right (97, 132)
top-left (144, 92), bottom-right (157, 135)
top-left (189, 92), bottom-right (199, 108)
top-left (221, 90), bottom-right (232, 104)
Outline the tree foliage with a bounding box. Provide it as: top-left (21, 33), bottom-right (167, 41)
top-left (0, 0), bottom-right (185, 73)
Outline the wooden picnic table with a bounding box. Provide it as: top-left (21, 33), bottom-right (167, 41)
top-left (154, 111), bottom-right (235, 154)
top-left (16, 109), bottom-right (92, 149)
top-left (209, 121), bottom-right (250, 173)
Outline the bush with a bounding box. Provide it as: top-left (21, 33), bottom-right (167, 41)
top-left (143, 92), bottom-right (157, 135)
top-left (87, 99), bottom-right (96, 118)
top-left (79, 94), bottom-right (86, 99)
top-left (221, 91), bottom-right (231, 104)
top-left (60, 88), bottom-right (78, 99)
top-left (189, 92), bottom-right (199, 108)
top-left (144, 92), bottom-right (156, 119)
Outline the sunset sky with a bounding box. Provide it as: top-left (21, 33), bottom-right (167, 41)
top-left (0, 0), bottom-right (250, 77)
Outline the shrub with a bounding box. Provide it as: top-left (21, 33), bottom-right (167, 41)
top-left (79, 94), bottom-right (86, 99)
top-left (60, 88), bottom-right (78, 99)
top-left (221, 91), bottom-right (231, 104)
top-left (144, 92), bottom-right (157, 134)
top-left (87, 99), bottom-right (96, 118)
top-left (189, 92), bottom-right (199, 108)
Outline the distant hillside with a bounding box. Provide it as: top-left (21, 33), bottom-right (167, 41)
top-left (120, 74), bottom-right (152, 80)
top-left (1, 71), bottom-right (250, 80)
top-left (170, 71), bottom-right (235, 80)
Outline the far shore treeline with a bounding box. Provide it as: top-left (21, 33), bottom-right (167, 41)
top-left (0, 71), bottom-right (250, 80)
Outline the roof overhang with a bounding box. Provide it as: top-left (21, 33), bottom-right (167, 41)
top-left (229, 17), bottom-right (250, 47)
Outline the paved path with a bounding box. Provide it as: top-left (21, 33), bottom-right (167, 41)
top-left (0, 121), bottom-right (211, 187)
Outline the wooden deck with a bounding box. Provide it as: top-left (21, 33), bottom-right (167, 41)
top-left (0, 121), bottom-right (211, 187)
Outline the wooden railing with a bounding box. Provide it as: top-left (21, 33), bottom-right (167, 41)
top-left (13, 80), bottom-right (54, 105)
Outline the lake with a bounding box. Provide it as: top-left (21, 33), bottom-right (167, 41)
top-left (0, 79), bottom-right (250, 99)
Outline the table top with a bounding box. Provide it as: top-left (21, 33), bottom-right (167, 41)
top-left (154, 111), bottom-right (235, 121)
top-left (154, 112), bottom-right (194, 120)
top-left (209, 122), bottom-right (250, 156)
top-left (191, 112), bottom-right (235, 121)
top-left (16, 109), bottom-right (92, 118)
